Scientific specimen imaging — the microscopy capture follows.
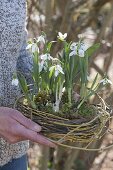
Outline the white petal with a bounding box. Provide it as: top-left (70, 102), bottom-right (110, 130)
top-left (63, 33), bottom-right (67, 39)
top-left (56, 65), bottom-right (64, 75)
top-left (58, 32), bottom-right (63, 37)
top-left (58, 32), bottom-right (67, 40)
top-left (39, 65), bottom-right (42, 72)
top-left (26, 44), bottom-right (32, 50)
top-left (78, 49), bottom-right (84, 57)
top-left (32, 43), bottom-right (39, 53)
top-left (49, 66), bottom-right (55, 71)
top-left (56, 65), bottom-right (60, 69)
top-left (37, 35), bottom-right (45, 44)
top-left (39, 61), bottom-right (44, 72)
top-left (40, 53), bottom-right (53, 61)
top-left (60, 69), bottom-right (64, 74)
top-left (49, 55), bottom-right (53, 60)
top-left (81, 43), bottom-right (88, 51)
top-left (70, 42), bottom-right (77, 50)
top-left (47, 53), bottom-right (53, 60)
top-left (55, 70), bottom-right (59, 77)
top-left (69, 50), bottom-right (76, 57)
top-left (12, 79), bottom-right (19, 86)
top-left (108, 79), bottom-right (112, 85)
top-left (40, 54), bottom-right (47, 60)
top-left (56, 65), bottom-right (61, 71)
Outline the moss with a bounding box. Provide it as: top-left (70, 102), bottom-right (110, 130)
top-left (77, 102), bottom-right (97, 118)
top-left (35, 91), bottom-right (50, 106)
top-left (25, 92), bottom-right (97, 119)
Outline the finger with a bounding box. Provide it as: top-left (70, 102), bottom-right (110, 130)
top-left (10, 108), bottom-right (41, 132)
top-left (31, 133), bottom-right (56, 148)
top-left (17, 124), bottom-right (56, 148)
top-left (1, 107), bottom-right (41, 132)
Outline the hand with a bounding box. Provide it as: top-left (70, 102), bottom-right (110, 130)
top-left (0, 107), bottom-right (56, 148)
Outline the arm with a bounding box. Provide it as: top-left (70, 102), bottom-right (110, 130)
top-left (0, 1), bottom-right (55, 147)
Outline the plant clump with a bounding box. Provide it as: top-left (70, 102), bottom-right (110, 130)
top-left (14, 32), bottom-right (112, 119)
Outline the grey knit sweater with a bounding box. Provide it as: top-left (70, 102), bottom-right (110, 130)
top-left (0, 0), bottom-right (32, 166)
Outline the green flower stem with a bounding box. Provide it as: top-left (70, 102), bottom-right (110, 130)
top-left (68, 87), bottom-right (72, 106)
top-left (30, 100), bottom-right (37, 109)
top-left (77, 98), bottom-right (86, 109)
top-left (80, 83), bottom-right (87, 99)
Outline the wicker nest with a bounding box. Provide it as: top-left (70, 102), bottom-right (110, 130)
top-left (16, 96), bottom-right (112, 151)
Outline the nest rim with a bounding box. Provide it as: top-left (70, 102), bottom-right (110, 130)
top-left (14, 95), bottom-right (112, 151)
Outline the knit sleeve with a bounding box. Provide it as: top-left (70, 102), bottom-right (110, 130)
top-left (16, 30), bottom-right (33, 84)
top-left (0, 0), bottom-right (27, 107)
top-left (0, 1), bottom-right (29, 167)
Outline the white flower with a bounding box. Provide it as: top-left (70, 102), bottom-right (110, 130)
top-left (39, 60), bottom-right (48, 72)
top-left (100, 78), bottom-right (112, 85)
top-left (55, 65), bottom-right (64, 77)
top-left (40, 53), bottom-right (53, 61)
top-left (81, 43), bottom-right (87, 51)
top-left (37, 35), bottom-right (45, 44)
top-left (70, 42), bottom-right (77, 51)
top-left (78, 49), bottom-right (85, 57)
top-left (49, 65), bottom-right (64, 77)
top-left (57, 32), bottom-right (67, 41)
top-left (12, 78), bottom-right (19, 86)
top-left (26, 43), bottom-right (39, 53)
top-left (69, 42), bottom-right (88, 57)
top-left (69, 50), bottom-right (76, 57)
top-left (39, 54), bottom-right (53, 72)
top-left (69, 43), bottom-right (77, 57)
top-left (26, 43), bottom-right (32, 50)
top-left (32, 43), bottom-right (39, 53)
top-left (39, 61), bottom-right (44, 72)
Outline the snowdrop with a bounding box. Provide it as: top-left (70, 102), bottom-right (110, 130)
top-left (100, 78), bottom-right (112, 85)
top-left (37, 35), bottom-right (45, 44)
top-left (40, 53), bottom-right (53, 61)
top-left (49, 65), bottom-right (64, 77)
top-left (12, 78), bottom-right (19, 86)
top-left (26, 43), bottom-right (39, 53)
top-left (55, 65), bottom-right (64, 77)
top-left (69, 43), bottom-right (77, 57)
top-left (39, 60), bottom-right (47, 72)
top-left (57, 32), bottom-right (67, 41)
top-left (39, 53), bottom-right (53, 72)
top-left (69, 42), bottom-right (88, 57)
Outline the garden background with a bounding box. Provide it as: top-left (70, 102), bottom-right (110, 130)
top-left (26, 0), bottom-right (113, 169)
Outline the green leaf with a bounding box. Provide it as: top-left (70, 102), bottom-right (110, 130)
top-left (32, 52), bottom-right (39, 89)
top-left (18, 72), bottom-right (37, 109)
top-left (49, 66), bottom-right (55, 78)
top-left (18, 72), bottom-right (29, 95)
top-left (46, 41), bottom-right (56, 53)
top-left (90, 73), bottom-right (98, 90)
top-left (85, 43), bottom-right (100, 57)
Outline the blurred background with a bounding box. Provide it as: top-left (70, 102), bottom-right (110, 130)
top-left (26, 0), bottom-right (113, 170)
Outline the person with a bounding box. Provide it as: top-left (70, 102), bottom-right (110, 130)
top-left (0, 1), bottom-right (55, 169)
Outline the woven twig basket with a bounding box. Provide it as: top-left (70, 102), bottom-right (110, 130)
top-left (15, 95), bottom-right (112, 151)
